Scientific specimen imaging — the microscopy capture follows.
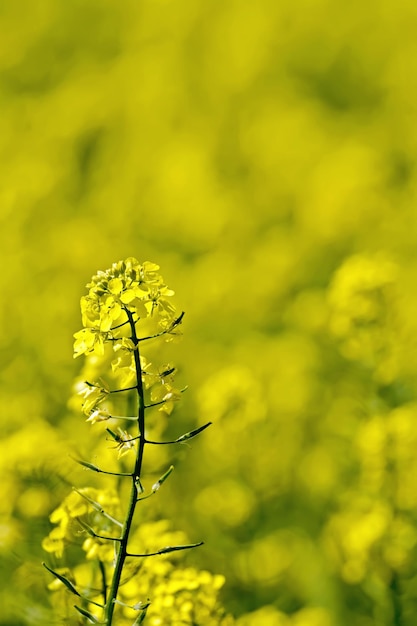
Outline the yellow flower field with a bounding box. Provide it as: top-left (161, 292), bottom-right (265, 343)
top-left (1, 1), bottom-right (417, 624)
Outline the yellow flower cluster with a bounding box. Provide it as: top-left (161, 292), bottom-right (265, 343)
top-left (69, 259), bottom-right (184, 423)
top-left (113, 521), bottom-right (233, 625)
top-left (120, 560), bottom-right (233, 626)
top-left (324, 403), bottom-right (417, 584)
top-left (236, 605), bottom-right (334, 626)
top-left (42, 487), bottom-right (121, 560)
top-left (45, 513), bottom-right (235, 626)
top-left (328, 253), bottom-right (398, 381)
top-left (73, 258), bottom-right (177, 359)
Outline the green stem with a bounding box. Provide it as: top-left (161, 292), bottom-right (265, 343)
top-left (98, 560), bottom-right (107, 605)
top-left (104, 309), bottom-right (146, 625)
top-left (390, 570), bottom-right (402, 626)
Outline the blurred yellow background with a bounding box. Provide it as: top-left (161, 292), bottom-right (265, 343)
top-left (2, 0), bottom-right (417, 624)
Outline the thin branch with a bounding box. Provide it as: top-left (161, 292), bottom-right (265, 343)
top-left (126, 542), bottom-right (204, 558)
top-left (109, 385), bottom-right (138, 394)
top-left (74, 458), bottom-right (132, 477)
top-left (111, 316), bottom-right (138, 331)
top-left (144, 386), bottom-right (187, 409)
top-left (107, 414), bottom-right (137, 421)
top-left (137, 312), bottom-right (185, 343)
top-left (137, 329), bottom-right (168, 343)
top-left (77, 519), bottom-right (122, 543)
top-left (136, 492), bottom-right (155, 502)
top-left (144, 399), bottom-right (167, 409)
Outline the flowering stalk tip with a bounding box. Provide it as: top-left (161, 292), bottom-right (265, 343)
top-left (43, 259), bottom-right (210, 626)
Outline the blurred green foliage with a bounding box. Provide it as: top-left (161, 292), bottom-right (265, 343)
top-left (2, 0), bottom-right (417, 624)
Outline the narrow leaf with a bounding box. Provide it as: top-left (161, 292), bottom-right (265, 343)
top-left (132, 608), bottom-right (148, 625)
top-left (152, 465), bottom-right (174, 492)
top-left (74, 605), bottom-right (101, 623)
top-left (106, 428), bottom-right (120, 441)
top-left (156, 542), bottom-right (204, 555)
top-left (75, 459), bottom-right (101, 472)
top-left (176, 422), bottom-right (212, 443)
top-left (73, 488), bottom-right (123, 527)
top-left (42, 563), bottom-right (80, 597)
top-left (73, 459), bottom-right (131, 477)
top-left (77, 518), bottom-right (98, 538)
top-left (170, 311), bottom-right (185, 329)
